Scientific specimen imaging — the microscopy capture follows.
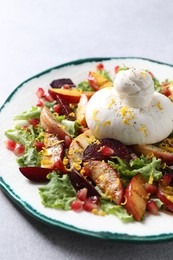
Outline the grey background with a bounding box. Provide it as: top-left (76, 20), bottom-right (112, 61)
top-left (1, 0), bottom-right (173, 259)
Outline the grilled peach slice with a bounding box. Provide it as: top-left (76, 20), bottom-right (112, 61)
top-left (84, 160), bottom-right (124, 205)
top-left (68, 129), bottom-right (95, 166)
top-left (76, 93), bottom-right (89, 127)
top-left (125, 173), bottom-right (149, 221)
top-left (40, 106), bottom-right (70, 140)
top-left (157, 178), bottom-right (173, 212)
top-left (41, 132), bottom-right (65, 171)
top-left (48, 88), bottom-right (94, 104)
top-left (133, 144), bottom-right (173, 165)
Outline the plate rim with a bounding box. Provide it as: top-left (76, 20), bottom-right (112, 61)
top-left (1, 56), bottom-right (173, 242)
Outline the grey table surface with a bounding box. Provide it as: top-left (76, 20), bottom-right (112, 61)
top-left (1, 0), bottom-right (173, 259)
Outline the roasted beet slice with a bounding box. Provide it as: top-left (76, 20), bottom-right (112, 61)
top-left (19, 167), bottom-right (52, 182)
top-left (101, 138), bottom-right (129, 160)
top-left (50, 78), bottom-right (76, 89)
top-left (83, 143), bottom-right (105, 161)
top-left (83, 138), bottom-right (129, 161)
top-left (69, 169), bottom-right (100, 198)
top-left (55, 94), bottom-right (75, 120)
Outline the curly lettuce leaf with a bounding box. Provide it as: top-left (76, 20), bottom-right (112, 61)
top-left (5, 125), bottom-right (35, 147)
top-left (14, 106), bottom-right (42, 120)
top-left (39, 172), bottom-right (76, 210)
top-left (100, 198), bottom-right (134, 222)
top-left (17, 147), bottom-right (40, 167)
top-left (108, 156), bottom-right (162, 182)
top-left (77, 81), bottom-right (94, 92)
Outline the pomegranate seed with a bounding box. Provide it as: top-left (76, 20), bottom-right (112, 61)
top-left (147, 200), bottom-right (159, 215)
top-left (53, 104), bottom-right (62, 114)
top-left (83, 166), bottom-right (91, 177)
top-left (28, 118), bottom-right (39, 127)
top-left (53, 159), bottom-right (67, 173)
top-left (115, 65), bottom-right (119, 73)
top-left (35, 141), bottom-right (45, 151)
top-left (101, 146), bottom-right (114, 157)
top-left (161, 87), bottom-right (171, 97)
top-left (14, 144), bottom-right (25, 156)
top-left (88, 72), bottom-right (99, 91)
top-left (36, 88), bottom-right (45, 98)
top-left (96, 63), bottom-right (104, 70)
top-left (144, 183), bottom-right (157, 194)
top-left (83, 201), bottom-right (98, 212)
top-left (44, 94), bottom-right (54, 102)
top-left (5, 139), bottom-right (17, 151)
top-left (148, 71), bottom-right (154, 78)
top-left (162, 173), bottom-right (172, 186)
top-left (87, 196), bottom-right (99, 205)
top-left (62, 84), bottom-right (70, 89)
top-left (71, 199), bottom-right (83, 212)
top-left (64, 135), bottom-right (72, 148)
top-left (37, 99), bottom-right (44, 107)
top-left (77, 188), bottom-right (88, 201)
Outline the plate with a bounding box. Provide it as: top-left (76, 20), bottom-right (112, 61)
top-left (1, 57), bottom-right (173, 242)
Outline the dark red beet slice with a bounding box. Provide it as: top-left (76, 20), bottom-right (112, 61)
top-left (55, 94), bottom-right (75, 120)
top-left (101, 138), bottom-right (129, 160)
top-left (19, 167), bottom-right (52, 182)
top-left (83, 138), bottom-right (129, 161)
top-left (50, 78), bottom-right (76, 89)
top-left (69, 169), bottom-right (100, 198)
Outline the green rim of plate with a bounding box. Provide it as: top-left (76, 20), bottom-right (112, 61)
top-left (1, 57), bottom-right (173, 242)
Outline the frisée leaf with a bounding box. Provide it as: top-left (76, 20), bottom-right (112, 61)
top-left (39, 172), bottom-right (76, 210)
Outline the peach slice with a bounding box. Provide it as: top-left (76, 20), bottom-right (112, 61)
top-left (125, 173), bottom-right (149, 221)
top-left (48, 88), bottom-right (94, 104)
top-left (133, 144), bottom-right (173, 165)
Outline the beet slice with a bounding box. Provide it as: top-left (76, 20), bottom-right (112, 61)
top-left (55, 94), bottom-right (75, 120)
top-left (69, 169), bottom-right (100, 198)
top-left (50, 78), bottom-right (76, 89)
top-left (19, 167), bottom-right (52, 182)
top-left (83, 138), bottom-right (129, 161)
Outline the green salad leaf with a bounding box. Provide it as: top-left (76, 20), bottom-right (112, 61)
top-left (77, 81), bottom-right (94, 92)
top-left (39, 172), bottom-right (76, 210)
top-left (108, 155), bottom-right (162, 182)
top-left (100, 198), bottom-right (134, 222)
top-left (14, 106), bottom-right (42, 120)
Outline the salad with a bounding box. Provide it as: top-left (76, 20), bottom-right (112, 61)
top-left (4, 63), bottom-right (173, 223)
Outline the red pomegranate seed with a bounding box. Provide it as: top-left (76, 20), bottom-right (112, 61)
top-left (77, 188), bottom-right (88, 201)
top-left (87, 196), bottom-right (99, 205)
top-left (148, 71), bottom-right (154, 78)
top-left (53, 104), bottom-right (62, 114)
top-left (101, 146), bottom-right (114, 157)
top-left (162, 173), bottom-right (172, 186)
top-left (144, 183), bottom-right (157, 194)
top-left (14, 144), bottom-right (25, 156)
top-left (96, 63), bottom-right (104, 70)
top-left (161, 87), bottom-right (171, 97)
top-left (37, 99), bottom-right (44, 107)
top-left (82, 166), bottom-right (91, 177)
top-left (5, 139), bottom-right (17, 151)
top-left (44, 94), bottom-right (54, 102)
top-left (62, 84), bottom-right (70, 89)
top-left (83, 201), bottom-right (98, 212)
top-left (35, 141), bottom-right (45, 151)
top-left (28, 118), bottom-right (39, 127)
top-left (115, 66), bottom-right (119, 73)
top-left (53, 159), bottom-right (67, 173)
top-left (71, 199), bottom-right (83, 212)
top-left (64, 135), bottom-right (72, 148)
top-left (147, 200), bottom-right (159, 215)
top-left (36, 88), bottom-right (45, 98)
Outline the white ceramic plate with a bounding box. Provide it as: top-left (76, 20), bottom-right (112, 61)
top-left (1, 57), bottom-right (173, 242)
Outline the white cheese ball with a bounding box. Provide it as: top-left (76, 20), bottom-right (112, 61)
top-left (86, 87), bottom-right (173, 145)
top-left (114, 68), bottom-right (154, 108)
